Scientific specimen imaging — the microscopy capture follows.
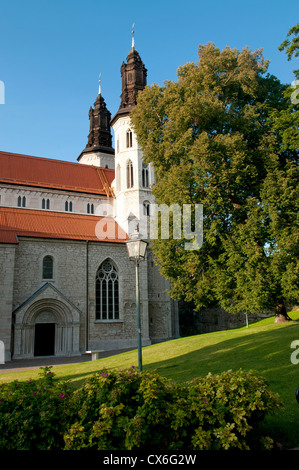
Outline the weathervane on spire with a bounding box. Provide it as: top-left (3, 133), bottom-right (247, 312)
top-left (98, 73), bottom-right (102, 96)
top-left (132, 22), bottom-right (135, 50)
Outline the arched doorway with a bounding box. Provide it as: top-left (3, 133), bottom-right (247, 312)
top-left (34, 323), bottom-right (55, 356)
top-left (33, 311), bottom-right (56, 357)
top-left (13, 291), bottom-right (81, 359)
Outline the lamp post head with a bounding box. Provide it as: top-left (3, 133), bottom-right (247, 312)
top-left (125, 231), bottom-right (148, 263)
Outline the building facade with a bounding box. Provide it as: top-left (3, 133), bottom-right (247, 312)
top-left (0, 44), bottom-right (179, 362)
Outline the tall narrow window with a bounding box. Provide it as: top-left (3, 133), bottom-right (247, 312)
top-left (17, 196), bottom-right (26, 207)
top-left (142, 163), bottom-right (149, 188)
top-left (126, 160), bottom-right (134, 189)
top-left (42, 256), bottom-right (53, 279)
top-left (42, 198), bottom-right (50, 210)
top-left (96, 260), bottom-right (119, 320)
top-left (116, 164), bottom-right (121, 192)
top-left (87, 203), bottom-right (94, 214)
top-left (65, 201), bottom-right (73, 212)
top-left (143, 200), bottom-right (150, 216)
top-left (126, 129), bottom-right (133, 148)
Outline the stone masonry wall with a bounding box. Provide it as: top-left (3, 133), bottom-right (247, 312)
top-left (0, 244), bottom-right (16, 361)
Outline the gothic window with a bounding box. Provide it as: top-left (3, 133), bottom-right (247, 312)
top-left (87, 203), bottom-right (94, 214)
top-left (116, 164), bottom-right (121, 191)
top-left (65, 201), bottom-right (73, 212)
top-left (126, 160), bottom-right (134, 189)
top-left (42, 198), bottom-right (50, 210)
top-left (96, 260), bottom-right (119, 320)
top-left (143, 200), bottom-right (150, 216)
top-left (142, 163), bottom-right (149, 188)
top-left (126, 129), bottom-right (133, 148)
top-left (42, 255), bottom-right (53, 279)
top-left (18, 196), bottom-right (26, 207)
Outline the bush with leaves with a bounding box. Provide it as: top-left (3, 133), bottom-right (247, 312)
top-left (0, 366), bottom-right (281, 450)
top-left (0, 367), bottom-right (73, 450)
top-left (63, 367), bottom-right (281, 451)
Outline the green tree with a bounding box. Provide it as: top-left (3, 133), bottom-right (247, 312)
top-left (131, 42), bottom-right (298, 322)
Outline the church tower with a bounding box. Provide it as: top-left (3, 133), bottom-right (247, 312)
top-left (78, 76), bottom-right (115, 169)
top-left (111, 38), bottom-right (155, 237)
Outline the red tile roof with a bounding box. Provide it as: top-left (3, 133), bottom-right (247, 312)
top-left (0, 151), bottom-right (115, 196)
top-left (0, 207), bottom-right (127, 244)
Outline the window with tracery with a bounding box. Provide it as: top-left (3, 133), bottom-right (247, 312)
top-left (126, 129), bottom-right (133, 148)
top-left (142, 163), bottom-right (149, 188)
top-left (126, 160), bottom-right (134, 188)
top-left (96, 261), bottom-right (119, 320)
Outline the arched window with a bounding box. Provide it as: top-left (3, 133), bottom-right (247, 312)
top-left (42, 255), bottom-right (53, 279)
top-left (18, 196), bottom-right (26, 207)
top-left (87, 203), bottom-right (94, 214)
top-left (142, 163), bottom-right (149, 188)
top-left (126, 129), bottom-right (133, 148)
top-left (116, 164), bottom-right (121, 192)
top-left (96, 260), bottom-right (119, 320)
top-left (42, 198), bottom-right (50, 210)
top-left (143, 200), bottom-right (150, 216)
top-left (65, 201), bottom-right (73, 212)
top-left (126, 160), bottom-right (134, 189)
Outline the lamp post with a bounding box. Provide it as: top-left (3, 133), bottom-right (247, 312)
top-left (125, 232), bottom-right (148, 372)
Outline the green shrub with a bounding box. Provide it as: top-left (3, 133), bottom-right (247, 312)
top-left (63, 367), bottom-right (281, 451)
top-left (0, 366), bottom-right (281, 450)
top-left (0, 367), bottom-right (73, 450)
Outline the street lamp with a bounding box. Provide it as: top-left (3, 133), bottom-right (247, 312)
top-left (125, 231), bottom-right (148, 372)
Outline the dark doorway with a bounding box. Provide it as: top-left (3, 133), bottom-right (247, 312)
top-left (34, 323), bottom-right (55, 356)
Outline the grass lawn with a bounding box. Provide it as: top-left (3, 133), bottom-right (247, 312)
top-left (1, 311), bottom-right (299, 449)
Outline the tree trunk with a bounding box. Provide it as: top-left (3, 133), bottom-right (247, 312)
top-left (274, 301), bottom-right (292, 323)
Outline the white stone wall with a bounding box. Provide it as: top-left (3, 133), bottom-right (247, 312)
top-left (112, 115), bottom-right (155, 237)
top-left (0, 184), bottom-right (107, 215)
top-left (78, 150), bottom-right (115, 170)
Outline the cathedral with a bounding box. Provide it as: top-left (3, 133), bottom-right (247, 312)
top-left (0, 41), bottom-right (179, 362)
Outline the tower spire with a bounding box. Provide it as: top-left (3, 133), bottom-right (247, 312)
top-left (98, 73), bottom-right (102, 96)
top-left (131, 23), bottom-right (135, 50)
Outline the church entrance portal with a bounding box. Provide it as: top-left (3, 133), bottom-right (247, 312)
top-left (34, 323), bottom-right (55, 356)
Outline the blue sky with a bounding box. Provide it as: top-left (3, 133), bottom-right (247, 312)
top-left (0, 0), bottom-right (298, 162)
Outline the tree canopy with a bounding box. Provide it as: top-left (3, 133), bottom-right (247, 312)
top-left (130, 39), bottom-right (298, 322)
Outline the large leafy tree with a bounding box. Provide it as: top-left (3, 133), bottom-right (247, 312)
top-left (131, 41), bottom-right (298, 322)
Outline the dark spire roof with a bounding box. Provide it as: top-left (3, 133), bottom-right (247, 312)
top-left (111, 47), bottom-right (147, 125)
top-left (82, 90), bottom-right (114, 155)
